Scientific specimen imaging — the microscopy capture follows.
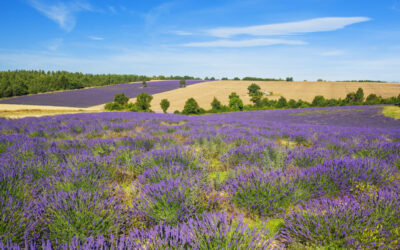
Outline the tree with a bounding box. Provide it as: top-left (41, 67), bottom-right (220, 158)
top-left (160, 99), bottom-right (170, 113)
top-left (229, 92), bottom-right (240, 100)
top-left (276, 97), bottom-right (288, 108)
top-left (288, 99), bottom-right (297, 108)
top-left (233, 77), bottom-right (240, 80)
top-left (247, 83), bottom-right (263, 106)
top-left (182, 98), bottom-right (201, 114)
top-left (345, 92), bottom-right (357, 104)
top-left (136, 93), bottom-right (153, 111)
top-left (286, 77), bottom-right (293, 82)
top-left (221, 77), bottom-right (228, 80)
top-left (211, 97), bottom-right (222, 111)
top-left (365, 94), bottom-right (380, 105)
top-left (180, 79), bottom-right (186, 88)
top-left (355, 88), bottom-right (364, 103)
top-left (114, 93), bottom-right (129, 106)
top-left (312, 95), bottom-right (326, 107)
top-left (142, 80), bottom-right (147, 88)
top-left (229, 97), bottom-right (244, 111)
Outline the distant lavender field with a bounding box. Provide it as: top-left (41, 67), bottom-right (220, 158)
top-left (0, 80), bottom-right (208, 108)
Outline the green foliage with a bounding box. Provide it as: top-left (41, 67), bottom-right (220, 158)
top-left (179, 79), bottom-right (186, 88)
top-left (286, 77), bottom-right (293, 82)
top-left (160, 99), bottom-right (170, 113)
top-left (311, 95), bottom-right (326, 107)
top-left (365, 94), bottom-right (381, 105)
top-left (114, 93), bottom-right (129, 105)
top-left (355, 88), bottom-right (364, 103)
top-left (276, 97), bottom-right (288, 108)
top-left (247, 83), bottom-right (263, 106)
top-left (135, 93), bottom-right (153, 112)
top-left (183, 98), bottom-right (201, 115)
top-left (228, 92), bottom-right (239, 100)
top-left (104, 102), bottom-right (123, 111)
top-left (142, 80), bottom-right (147, 88)
top-left (211, 97), bottom-right (223, 111)
top-left (229, 97), bottom-right (244, 111)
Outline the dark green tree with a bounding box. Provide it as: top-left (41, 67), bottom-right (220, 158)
top-left (365, 94), bottom-right (381, 105)
top-left (180, 79), bottom-right (186, 88)
top-left (355, 88), bottom-right (364, 103)
top-left (182, 98), bottom-right (201, 114)
top-left (229, 97), bottom-right (244, 111)
top-left (229, 92), bottom-right (240, 100)
top-left (276, 97), bottom-right (288, 108)
top-left (312, 95), bottom-right (326, 107)
top-left (136, 93), bottom-right (153, 111)
top-left (247, 83), bottom-right (263, 106)
top-left (211, 97), bottom-right (223, 111)
top-left (160, 99), bottom-right (170, 113)
top-left (114, 93), bottom-right (129, 106)
top-left (142, 80), bottom-right (147, 88)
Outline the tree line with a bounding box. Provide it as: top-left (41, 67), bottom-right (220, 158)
top-left (105, 83), bottom-right (400, 115)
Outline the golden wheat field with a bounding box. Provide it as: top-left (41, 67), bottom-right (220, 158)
top-left (123, 80), bottom-right (400, 112)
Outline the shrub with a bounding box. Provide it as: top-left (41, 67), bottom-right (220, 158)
top-left (276, 97), bottom-right (288, 108)
top-left (114, 93), bottom-right (129, 106)
top-left (229, 97), bottom-right (244, 111)
top-left (160, 99), bottom-right (170, 113)
top-left (183, 98), bottom-right (201, 114)
top-left (135, 92), bottom-right (153, 112)
top-left (211, 97), bottom-right (222, 111)
top-left (247, 83), bottom-right (263, 106)
top-left (142, 80), bottom-right (147, 88)
top-left (104, 102), bottom-right (123, 111)
top-left (311, 95), bottom-right (326, 107)
top-left (365, 94), bottom-right (381, 104)
top-left (179, 79), bottom-right (186, 88)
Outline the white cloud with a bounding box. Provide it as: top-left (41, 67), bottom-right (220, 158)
top-left (321, 50), bottom-right (345, 56)
top-left (172, 30), bottom-right (193, 36)
top-left (206, 17), bottom-right (371, 38)
top-left (47, 38), bottom-right (64, 51)
top-left (28, 0), bottom-right (93, 32)
top-left (88, 36), bottom-right (104, 41)
top-left (183, 38), bottom-right (307, 47)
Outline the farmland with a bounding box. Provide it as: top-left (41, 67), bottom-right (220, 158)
top-left (0, 80), bottom-right (207, 108)
top-left (145, 80), bottom-right (400, 112)
top-left (1, 105), bottom-right (399, 249)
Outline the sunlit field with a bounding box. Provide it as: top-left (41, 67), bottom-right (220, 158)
top-left (1, 105), bottom-right (399, 249)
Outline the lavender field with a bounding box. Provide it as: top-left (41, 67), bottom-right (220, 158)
top-left (0, 105), bottom-right (399, 249)
top-left (0, 80), bottom-right (207, 108)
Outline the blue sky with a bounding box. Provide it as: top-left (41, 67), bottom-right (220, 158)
top-left (1, 0), bottom-right (400, 81)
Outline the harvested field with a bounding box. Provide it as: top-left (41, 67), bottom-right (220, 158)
top-left (142, 80), bottom-right (400, 112)
top-left (0, 80), bottom-right (208, 108)
top-left (0, 104), bottom-right (101, 118)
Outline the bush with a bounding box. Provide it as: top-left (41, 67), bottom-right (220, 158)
top-left (142, 81), bottom-right (147, 88)
top-left (211, 97), bottom-right (222, 111)
top-left (276, 97), bottom-right (288, 108)
top-left (160, 99), bottom-right (170, 113)
top-left (247, 83), bottom-right (263, 106)
top-left (105, 102), bottom-right (123, 111)
top-left (229, 97), bottom-right (244, 111)
top-left (113, 93), bottom-right (129, 106)
top-left (135, 93), bottom-right (153, 112)
top-left (311, 95), bottom-right (326, 107)
top-left (365, 94), bottom-right (381, 105)
top-left (179, 79), bottom-right (186, 88)
top-left (183, 98), bottom-right (201, 114)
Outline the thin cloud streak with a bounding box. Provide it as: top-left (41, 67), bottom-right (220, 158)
top-left (183, 38), bottom-right (307, 47)
top-left (206, 17), bottom-right (371, 38)
top-left (28, 0), bottom-right (93, 32)
top-left (88, 36), bottom-right (104, 41)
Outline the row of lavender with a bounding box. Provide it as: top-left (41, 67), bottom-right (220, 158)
top-left (0, 106), bottom-right (399, 249)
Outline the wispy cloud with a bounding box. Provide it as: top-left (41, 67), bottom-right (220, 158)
top-left (144, 2), bottom-right (174, 27)
top-left (183, 38), bottom-right (307, 47)
top-left (88, 36), bottom-right (104, 41)
top-left (205, 17), bottom-right (371, 38)
top-left (321, 50), bottom-right (346, 56)
top-left (172, 30), bottom-right (193, 36)
top-left (28, 0), bottom-right (93, 32)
